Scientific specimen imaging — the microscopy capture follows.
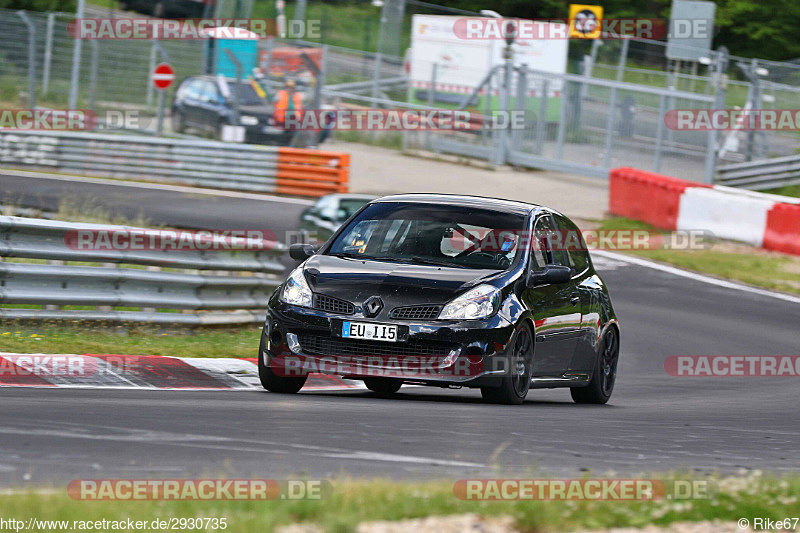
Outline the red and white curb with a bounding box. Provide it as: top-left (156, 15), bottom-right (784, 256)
top-left (610, 167), bottom-right (800, 255)
top-left (0, 353), bottom-right (364, 391)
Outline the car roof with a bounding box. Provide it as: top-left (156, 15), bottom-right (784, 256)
top-left (372, 193), bottom-right (541, 216)
top-left (322, 193), bottom-right (376, 201)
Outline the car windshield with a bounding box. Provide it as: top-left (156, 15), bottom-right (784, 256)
top-left (228, 82), bottom-right (266, 106)
top-left (327, 202), bottom-right (527, 270)
top-left (338, 198), bottom-right (371, 219)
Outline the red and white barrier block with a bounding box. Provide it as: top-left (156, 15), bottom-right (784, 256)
top-left (610, 167), bottom-right (800, 255)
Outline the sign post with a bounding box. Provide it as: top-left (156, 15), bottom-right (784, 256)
top-left (151, 63), bottom-right (175, 135)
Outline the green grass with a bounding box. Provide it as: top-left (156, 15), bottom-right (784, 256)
top-left (0, 324), bottom-right (261, 358)
top-left (594, 217), bottom-right (800, 294)
top-left (764, 183), bottom-right (800, 198)
top-left (0, 472), bottom-right (798, 532)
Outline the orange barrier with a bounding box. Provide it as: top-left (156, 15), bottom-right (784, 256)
top-left (275, 148), bottom-right (350, 197)
top-left (764, 203), bottom-right (800, 256)
top-left (609, 167), bottom-right (710, 230)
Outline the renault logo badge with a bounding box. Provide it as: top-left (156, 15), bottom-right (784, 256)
top-left (363, 296), bottom-right (384, 317)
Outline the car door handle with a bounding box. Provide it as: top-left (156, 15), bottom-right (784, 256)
top-left (570, 293), bottom-right (581, 305)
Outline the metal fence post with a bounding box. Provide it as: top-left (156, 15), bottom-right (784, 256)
top-left (371, 52), bottom-right (383, 141)
top-left (602, 85), bottom-right (618, 168)
top-left (511, 65), bottom-right (527, 153)
top-left (371, 52), bottom-right (383, 102)
top-left (535, 79), bottom-right (548, 155)
top-left (146, 42), bottom-right (158, 107)
top-left (42, 12), bottom-right (55, 96)
top-left (88, 40), bottom-right (99, 111)
top-left (264, 37), bottom-right (274, 80)
top-left (703, 46), bottom-right (729, 184)
top-left (555, 78), bottom-right (568, 159)
top-left (17, 11), bottom-right (36, 109)
top-left (616, 39), bottom-right (629, 82)
top-left (424, 63), bottom-right (437, 151)
top-left (654, 94), bottom-right (666, 172)
top-left (69, 0), bottom-right (87, 110)
top-left (492, 44), bottom-right (513, 166)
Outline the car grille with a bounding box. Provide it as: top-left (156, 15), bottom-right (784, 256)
top-left (312, 294), bottom-right (355, 315)
top-left (390, 305), bottom-right (442, 320)
top-left (297, 333), bottom-right (456, 357)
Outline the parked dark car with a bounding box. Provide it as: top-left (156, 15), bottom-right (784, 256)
top-left (259, 194), bottom-right (620, 405)
top-left (172, 75), bottom-right (293, 145)
top-left (119, 0), bottom-right (209, 18)
top-left (299, 194), bottom-right (375, 245)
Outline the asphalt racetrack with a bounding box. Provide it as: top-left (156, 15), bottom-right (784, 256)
top-left (0, 171), bottom-right (799, 484)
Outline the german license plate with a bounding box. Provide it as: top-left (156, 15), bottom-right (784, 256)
top-left (342, 321), bottom-right (397, 342)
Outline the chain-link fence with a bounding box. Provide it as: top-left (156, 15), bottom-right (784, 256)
top-left (3, 4), bottom-right (800, 184)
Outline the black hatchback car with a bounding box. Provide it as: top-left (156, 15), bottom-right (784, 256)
top-left (259, 194), bottom-right (620, 405)
top-left (172, 76), bottom-right (293, 145)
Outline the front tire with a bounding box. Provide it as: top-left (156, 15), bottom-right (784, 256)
top-left (173, 110), bottom-right (185, 133)
top-left (480, 323), bottom-right (533, 405)
top-left (571, 326), bottom-right (619, 404)
top-left (258, 331), bottom-right (306, 393)
top-left (364, 378), bottom-right (402, 395)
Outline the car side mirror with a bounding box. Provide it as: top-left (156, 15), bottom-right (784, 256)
top-left (289, 243), bottom-right (315, 260)
top-left (528, 265), bottom-right (572, 287)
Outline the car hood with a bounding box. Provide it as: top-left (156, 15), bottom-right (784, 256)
top-left (302, 254), bottom-right (500, 306)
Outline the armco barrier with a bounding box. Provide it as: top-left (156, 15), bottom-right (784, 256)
top-left (0, 131), bottom-right (349, 198)
top-left (609, 167), bottom-right (800, 256)
top-left (0, 215), bottom-right (285, 324)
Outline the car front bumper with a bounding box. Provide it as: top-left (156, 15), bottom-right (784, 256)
top-left (263, 301), bottom-right (518, 387)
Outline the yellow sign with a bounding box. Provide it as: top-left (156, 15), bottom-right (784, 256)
top-left (569, 4), bottom-right (603, 39)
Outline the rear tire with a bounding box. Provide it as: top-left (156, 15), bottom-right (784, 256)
top-left (571, 326), bottom-right (619, 404)
top-left (258, 331), bottom-right (306, 394)
top-left (364, 378), bottom-right (402, 395)
top-left (480, 323), bottom-right (533, 405)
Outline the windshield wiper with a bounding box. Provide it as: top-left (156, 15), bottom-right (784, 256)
top-left (409, 256), bottom-right (466, 268)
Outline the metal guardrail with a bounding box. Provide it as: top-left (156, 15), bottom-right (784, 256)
top-left (717, 154), bottom-right (800, 190)
top-left (0, 131), bottom-right (349, 197)
top-left (0, 216), bottom-right (285, 325)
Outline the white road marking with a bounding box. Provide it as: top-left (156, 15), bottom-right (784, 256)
top-left (0, 169), bottom-right (314, 205)
top-left (592, 250), bottom-right (800, 305)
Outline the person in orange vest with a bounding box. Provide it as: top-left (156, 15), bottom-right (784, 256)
top-left (273, 79), bottom-right (303, 127)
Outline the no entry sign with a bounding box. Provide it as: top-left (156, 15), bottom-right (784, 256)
top-left (151, 63), bottom-right (175, 91)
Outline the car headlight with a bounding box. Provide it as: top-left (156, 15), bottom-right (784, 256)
top-left (439, 284), bottom-right (500, 320)
top-left (280, 267), bottom-right (312, 307)
top-left (240, 115), bottom-right (259, 126)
